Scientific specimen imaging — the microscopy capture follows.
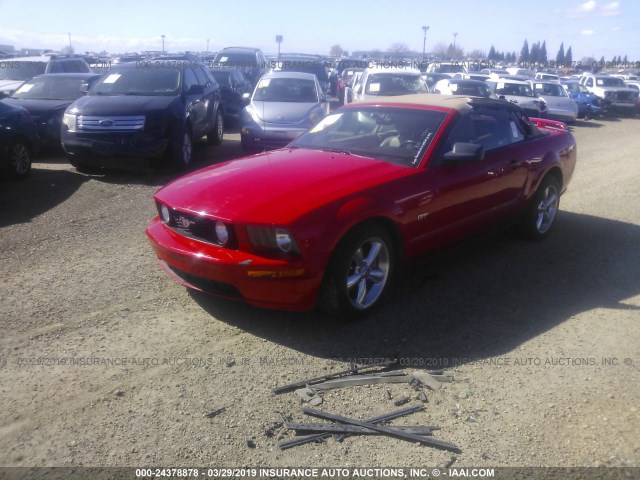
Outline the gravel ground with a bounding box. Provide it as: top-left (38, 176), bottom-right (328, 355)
top-left (0, 117), bottom-right (639, 475)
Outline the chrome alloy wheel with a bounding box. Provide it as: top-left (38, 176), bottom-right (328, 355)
top-left (345, 237), bottom-right (390, 310)
top-left (535, 183), bottom-right (559, 234)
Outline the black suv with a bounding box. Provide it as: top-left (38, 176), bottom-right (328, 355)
top-left (212, 47), bottom-right (269, 87)
top-left (61, 60), bottom-right (223, 171)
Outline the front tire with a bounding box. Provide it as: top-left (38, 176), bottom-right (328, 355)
top-left (522, 175), bottom-right (561, 240)
top-left (6, 138), bottom-right (32, 179)
top-left (318, 225), bottom-right (395, 317)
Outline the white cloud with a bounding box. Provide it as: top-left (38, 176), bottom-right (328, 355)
top-left (600, 1), bottom-right (621, 16)
top-left (0, 28), bottom-right (212, 54)
top-left (567, 0), bottom-right (622, 17)
top-left (581, 29), bottom-right (595, 35)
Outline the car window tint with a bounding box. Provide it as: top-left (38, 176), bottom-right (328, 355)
top-left (193, 66), bottom-right (208, 86)
top-left (183, 68), bottom-right (198, 92)
top-left (445, 108), bottom-right (525, 153)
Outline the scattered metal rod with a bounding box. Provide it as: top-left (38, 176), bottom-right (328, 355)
top-left (285, 422), bottom-right (438, 436)
top-left (203, 407), bottom-right (226, 418)
top-left (278, 404), bottom-right (421, 450)
top-left (302, 407), bottom-right (462, 454)
top-left (272, 360), bottom-right (398, 394)
top-left (311, 372), bottom-right (410, 390)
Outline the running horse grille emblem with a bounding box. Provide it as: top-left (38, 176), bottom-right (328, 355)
top-left (175, 216), bottom-right (196, 229)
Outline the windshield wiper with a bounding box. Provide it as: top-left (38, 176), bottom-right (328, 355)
top-left (321, 148), bottom-right (352, 155)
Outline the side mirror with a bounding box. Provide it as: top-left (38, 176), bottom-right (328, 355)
top-left (80, 82), bottom-right (90, 94)
top-left (443, 142), bottom-right (484, 163)
top-left (242, 92), bottom-right (252, 104)
top-left (187, 84), bottom-right (204, 95)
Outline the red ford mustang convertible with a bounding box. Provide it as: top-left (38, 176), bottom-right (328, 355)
top-left (147, 95), bottom-right (576, 316)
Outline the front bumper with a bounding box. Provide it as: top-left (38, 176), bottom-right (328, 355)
top-left (61, 130), bottom-right (169, 162)
top-left (240, 124), bottom-right (306, 150)
top-left (146, 218), bottom-right (325, 311)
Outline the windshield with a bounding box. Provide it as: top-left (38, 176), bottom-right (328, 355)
top-left (210, 71), bottom-right (230, 86)
top-left (289, 106), bottom-right (447, 167)
top-left (92, 67), bottom-right (180, 96)
top-left (11, 76), bottom-right (87, 100)
top-left (272, 59), bottom-right (328, 82)
top-left (252, 77), bottom-right (318, 102)
top-left (596, 77), bottom-right (625, 87)
top-left (365, 73), bottom-right (427, 96)
top-left (532, 83), bottom-right (567, 97)
top-left (491, 82), bottom-right (536, 97)
top-left (0, 60), bottom-right (47, 81)
top-left (435, 64), bottom-right (465, 74)
top-left (214, 53), bottom-right (257, 69)
top-left (451, 82), bottom-right (496, 98)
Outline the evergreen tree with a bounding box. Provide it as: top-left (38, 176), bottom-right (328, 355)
top-left (488, 45), bottom-right (496, 61)
top-left (531, 41), bottom-right (541, 64)
top-left (565, 46), bottom-right (572, 64)
top-left (520, 40), bottom-right (530, 63)
top-left (540, 41), bottom-right (548, 64)
top-left (556, 42), bottom-right (565, 64)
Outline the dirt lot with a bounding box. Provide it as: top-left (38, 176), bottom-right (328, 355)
top-left (0, 117), bottom-right (639, 475)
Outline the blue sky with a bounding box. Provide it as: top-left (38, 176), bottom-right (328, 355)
top-left (0, 0), bottom-right (637, 61)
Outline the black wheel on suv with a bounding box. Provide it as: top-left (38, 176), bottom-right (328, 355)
top-left (171, 129), bottom-right (193, 170)
top-left (207, 109), bottom-right (224, 146)
top-left (5, 137), bottom-right (32, 179)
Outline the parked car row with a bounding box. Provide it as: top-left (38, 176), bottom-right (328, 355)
top-left (1, 46), bottom-right (637, 181)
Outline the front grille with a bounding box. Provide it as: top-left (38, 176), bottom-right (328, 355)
top-left (614, 91), bottom-right (636, 102)
top-left (160, 206), bottom-right (237, 248)
top-left (78, 115), bottom-right (145, 131)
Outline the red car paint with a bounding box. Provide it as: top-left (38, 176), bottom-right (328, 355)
top-left (147, 96), bottom-right (577, 311)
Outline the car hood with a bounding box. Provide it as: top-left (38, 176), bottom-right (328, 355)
top-left (67, 94), bottom-right (178, 115)
top-left (155, 148), bottom-right (408, 224)
top-left (249, 101), bottom-right (317, 124)
top-left (1, 98), bottom-right (71, 116)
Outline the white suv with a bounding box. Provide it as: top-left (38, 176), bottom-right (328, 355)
top-left (579, 73), bottom-right (638, 113)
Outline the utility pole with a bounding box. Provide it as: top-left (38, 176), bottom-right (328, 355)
top-left (422, 26), bottom-right (429, 60)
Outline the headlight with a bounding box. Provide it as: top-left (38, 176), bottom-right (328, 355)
top-left (309, 110), bottom-right (323, 126)
top-left (247, 226), bottom-right (299, 254)
top-left (62, 113), bottom-right (77, 132)
top-left (243, 106), bottom-right (261, 124)
top-left (214, 221), bottom-right (229, 245)
top-left (275, 228), bottom-right (293, 252)
top-left (158, 203), bottom-right (171, 223)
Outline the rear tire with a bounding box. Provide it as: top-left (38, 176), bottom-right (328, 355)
top-left (207, 110), bottom-right (224, 146)
top-left (521, 175), bottom-right (561, 240)
top-left (318, 224), bottom-right (395, 318)
top-left (171, 129), bottom-right (193, 170)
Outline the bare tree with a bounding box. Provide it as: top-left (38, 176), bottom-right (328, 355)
top-left (432, 42), bottom-right (448, 59)
top-left (388, 43), bottom-right (410, 54)
top-left (330, 45), bottom-right (344, 57)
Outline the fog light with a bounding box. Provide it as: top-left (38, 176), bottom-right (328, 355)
top-left (215, 221), bottom-right (229, 245)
